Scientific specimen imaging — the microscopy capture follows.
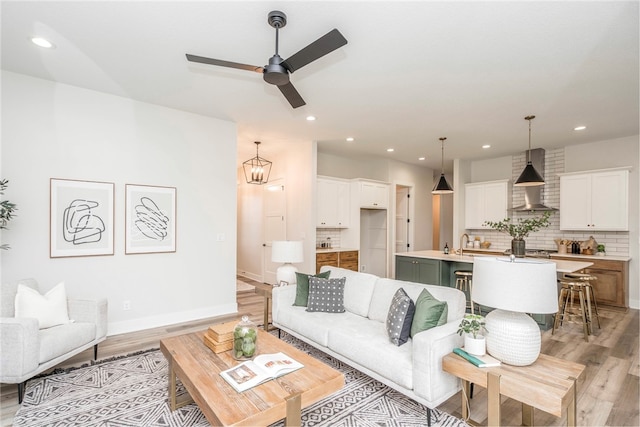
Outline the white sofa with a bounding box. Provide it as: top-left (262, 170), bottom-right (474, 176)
top-left (272, 266), bottom-right (466, 419)
top-left (0, 279), bottom-right (108, 402)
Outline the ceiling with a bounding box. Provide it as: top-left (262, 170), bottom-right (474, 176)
top-left (2, 1), bottom-right (638, 172)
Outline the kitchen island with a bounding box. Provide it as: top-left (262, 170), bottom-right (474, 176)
top-left (395, 250), bottom-right (594, 329)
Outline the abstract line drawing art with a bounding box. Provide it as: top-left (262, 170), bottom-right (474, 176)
top-left (126, 184), bottom-right (176, 254)
top-left (50, 179), bottom-right (115, 258)
top-left (62, 199), bottom-right (106, 245)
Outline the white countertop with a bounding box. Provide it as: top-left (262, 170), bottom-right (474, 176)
top-left (396, 250), bottom-right (593, 273)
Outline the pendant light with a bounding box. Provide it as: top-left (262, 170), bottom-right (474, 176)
top-left (242, 141), bottom-right (272, 185)
top-left (515, 115), bottom-right (545, 187)
top-left (432, 137), bottom-right (454, 194)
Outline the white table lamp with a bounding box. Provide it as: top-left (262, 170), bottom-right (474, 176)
top-left (472, 256), bottom-right (558, 366)
top-left (271, 241), bottom-right (304, 285)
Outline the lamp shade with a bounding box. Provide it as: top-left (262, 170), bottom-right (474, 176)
top-left (271, 241), bottom-right (304, 263)
top-left (432, 174), bottom-right (454, 194)
top-left (515, 162), bottom-right (545, 187)
top-left (472, 256), bottom-right (558, 313)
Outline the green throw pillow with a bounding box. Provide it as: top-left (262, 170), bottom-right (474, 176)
top-left (293, 270), bottom-right (331, 307)
top-left (410, 288), bottom-right (448, 338)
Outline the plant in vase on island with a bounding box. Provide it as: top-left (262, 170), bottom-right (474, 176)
top-left (483, 211), bottom-right (552, 257)
top-left (457, 314), bottom-right (487, 356)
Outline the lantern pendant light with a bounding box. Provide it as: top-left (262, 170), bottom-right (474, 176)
top-left (515, 115), bottom-right (545, 187)
top-left (432, 137), bottom-right (454, 194)
top-left (243, 141), bottom-right (272, 185)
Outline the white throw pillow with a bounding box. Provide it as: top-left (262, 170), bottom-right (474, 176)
top-left (15, 282), bottom-right (70, 329)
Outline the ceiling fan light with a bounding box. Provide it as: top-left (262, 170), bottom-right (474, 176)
top-left (432, 174), bottom-right (454, 194)
top-left (515, 162), bottom-right (545, 186)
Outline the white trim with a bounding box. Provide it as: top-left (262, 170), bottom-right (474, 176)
top-left (106, 303), bottom-right (237, 336)
top-left (557, 166), bottom-right (632, 176)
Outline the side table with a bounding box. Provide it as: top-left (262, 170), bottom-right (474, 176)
top-left (252, 282), bottom-right (276, 331)
top-left (442, 352), bottom-right (585, 426)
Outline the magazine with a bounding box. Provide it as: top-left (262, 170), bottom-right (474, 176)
top-left (453, 347), bottom-right (501, 367)
top-left (220, 352), bottom-right (304, 392)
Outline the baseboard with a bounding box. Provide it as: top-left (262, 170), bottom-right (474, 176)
top-left (106, 303), bottom-right (238, 336)
top-left (629, 298), bottom-right (639, 310)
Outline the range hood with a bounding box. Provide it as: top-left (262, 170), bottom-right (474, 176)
top-left (511, 148), bottom-right (558, 212)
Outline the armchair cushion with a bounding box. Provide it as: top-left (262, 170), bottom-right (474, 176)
top-left (15, 282), bottom-right (70, 329)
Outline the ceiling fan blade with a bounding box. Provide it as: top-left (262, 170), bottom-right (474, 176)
top-left (283, 29), bottom-right (347, 73)
top-left (186, 54), bottom-right (264, 73)
top-left (278, 82), bottom-right (306, 108)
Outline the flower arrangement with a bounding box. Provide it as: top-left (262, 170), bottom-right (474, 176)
top-left (483, 211), bottom-right (552, 240)
top-left (457, 314), bottom-right (486, 339)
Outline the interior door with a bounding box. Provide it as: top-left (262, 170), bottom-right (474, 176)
top-left (263, 179), bottom-right (286, 284)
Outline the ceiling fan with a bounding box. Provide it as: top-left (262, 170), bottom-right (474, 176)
top-left (186, 10), bottom-right (347, 109)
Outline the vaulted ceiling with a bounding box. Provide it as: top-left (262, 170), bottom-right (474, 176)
top-left (2, 1), bottom-right (638, 172)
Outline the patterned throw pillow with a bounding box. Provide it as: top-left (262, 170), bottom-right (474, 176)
top-left (386, 288), bottom-right (416, 346)
top-left (293, 270), bottom-right (331, 307)
top-left (306, 277), bottom-right (346, 313)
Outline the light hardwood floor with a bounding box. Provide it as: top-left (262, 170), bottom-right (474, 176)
top-left (2, 277), bottom-right (638, 426)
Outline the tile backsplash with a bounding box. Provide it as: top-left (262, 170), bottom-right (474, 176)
top-left (467, 148), bottom-right (629, 256)
top-left (316, 229), bottom-right (342, 248)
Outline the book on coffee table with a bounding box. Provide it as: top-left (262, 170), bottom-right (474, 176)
top-left (220, 352), bottom-right (304, 392)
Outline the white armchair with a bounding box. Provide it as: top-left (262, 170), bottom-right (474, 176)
top-left (0, 279), bottom-right (108, 402)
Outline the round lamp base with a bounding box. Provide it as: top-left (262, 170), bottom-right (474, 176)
top-left (485, 309), bottom-right (541, 366)
top-left (276, 264), bottom-right (298, 285)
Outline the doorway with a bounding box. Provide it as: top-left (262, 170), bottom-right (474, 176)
top-left (395, 185), bottom-right (411, 253)
top-left (262, 179), bottom-right (286, 284)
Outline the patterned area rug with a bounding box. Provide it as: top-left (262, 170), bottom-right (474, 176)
top-left (15, 333), bottom-right (469, 427)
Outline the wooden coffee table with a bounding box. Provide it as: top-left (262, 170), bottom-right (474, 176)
top-left (160, 329), bottom-right (344, 426)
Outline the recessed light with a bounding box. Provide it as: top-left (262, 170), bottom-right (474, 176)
top-left (419, 157), bottom-right (426, 161)
top-left (574, 126), bottom-right (586, 131)
top-left (386, 148), bottom-right (394, 152)
top-left (306, 116), bottom-right (316, 121)
top-left (482, 144), bottom-right (491, 149)
top-left (31, 37), bottom-right (54, 48)
top-left (346, 137), bottom-right (354, 142)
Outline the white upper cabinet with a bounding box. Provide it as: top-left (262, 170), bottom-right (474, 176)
top-left (560, 168), bottom-right (629, 231)
top-left (359, 181), bottom-right (389, 209)
top-left (317, 177), bottom-right (350, 228)
top-left (465, 180), bottom-right (511, 229)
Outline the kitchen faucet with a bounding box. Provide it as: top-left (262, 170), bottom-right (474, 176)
top-left (459, 233), bottom-right (469, 256)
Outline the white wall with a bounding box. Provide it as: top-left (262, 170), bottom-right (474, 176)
top-left (1, 72), bottom-right (238, 335)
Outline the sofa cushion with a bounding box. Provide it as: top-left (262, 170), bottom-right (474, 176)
top-left (328, 319), bottom-right (414, 390)
top-left (39, 322), bottom-right (96, 364)
top-left (293, 270), bottom-right (331, 307)
top-left (307, 277), bottom-right (346, 313)
top-left (276, 307), bottom-right (359, 347)
top-left (15, 282), bottom-right (70, 329)
top-left (320, 266), bottom-right (378, 317)
top-left (410, 288), bottom-right (448, 337)
top-left (386, 288), bottom-right (415, 346)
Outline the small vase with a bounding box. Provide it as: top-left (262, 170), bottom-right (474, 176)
top-left (233, 316), bottom-right (258, 360)
top-left (464, 334), bottom-right (486, 356)
top-left (511, 238), bottom-right (526, 258)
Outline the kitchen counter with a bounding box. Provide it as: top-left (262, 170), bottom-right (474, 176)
top-left (462, 247), bottom-right (631, 262)
top-left (396, 250), bottom-right (593, 273)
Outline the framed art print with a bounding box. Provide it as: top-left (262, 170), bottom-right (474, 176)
top-left (50, 178), bottom-right (115, 258)
top-left (125, 184), bottom-right (177, 254)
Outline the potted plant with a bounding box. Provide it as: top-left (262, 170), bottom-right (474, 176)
top-left (0, 179), bottom-right (17, 250)
top-left (457, 314), bottom-right (487, 356)
top-left (597, 244), bottom-right (606, 256)
top-left (483, 211), bottom-right (552, 257)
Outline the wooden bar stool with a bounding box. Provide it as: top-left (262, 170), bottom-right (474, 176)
top-left (454, 270), bottom-right (475, 314)
top-left (563, 272), bottom-right (600, 331)
top-left (553, 280), bottom-right (590, 342)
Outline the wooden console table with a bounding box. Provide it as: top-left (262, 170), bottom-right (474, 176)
top-left (442, 352), bottom-right (585, 426)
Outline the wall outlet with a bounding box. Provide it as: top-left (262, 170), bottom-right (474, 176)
top-left (123, 300), bottom-right (131, 311)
